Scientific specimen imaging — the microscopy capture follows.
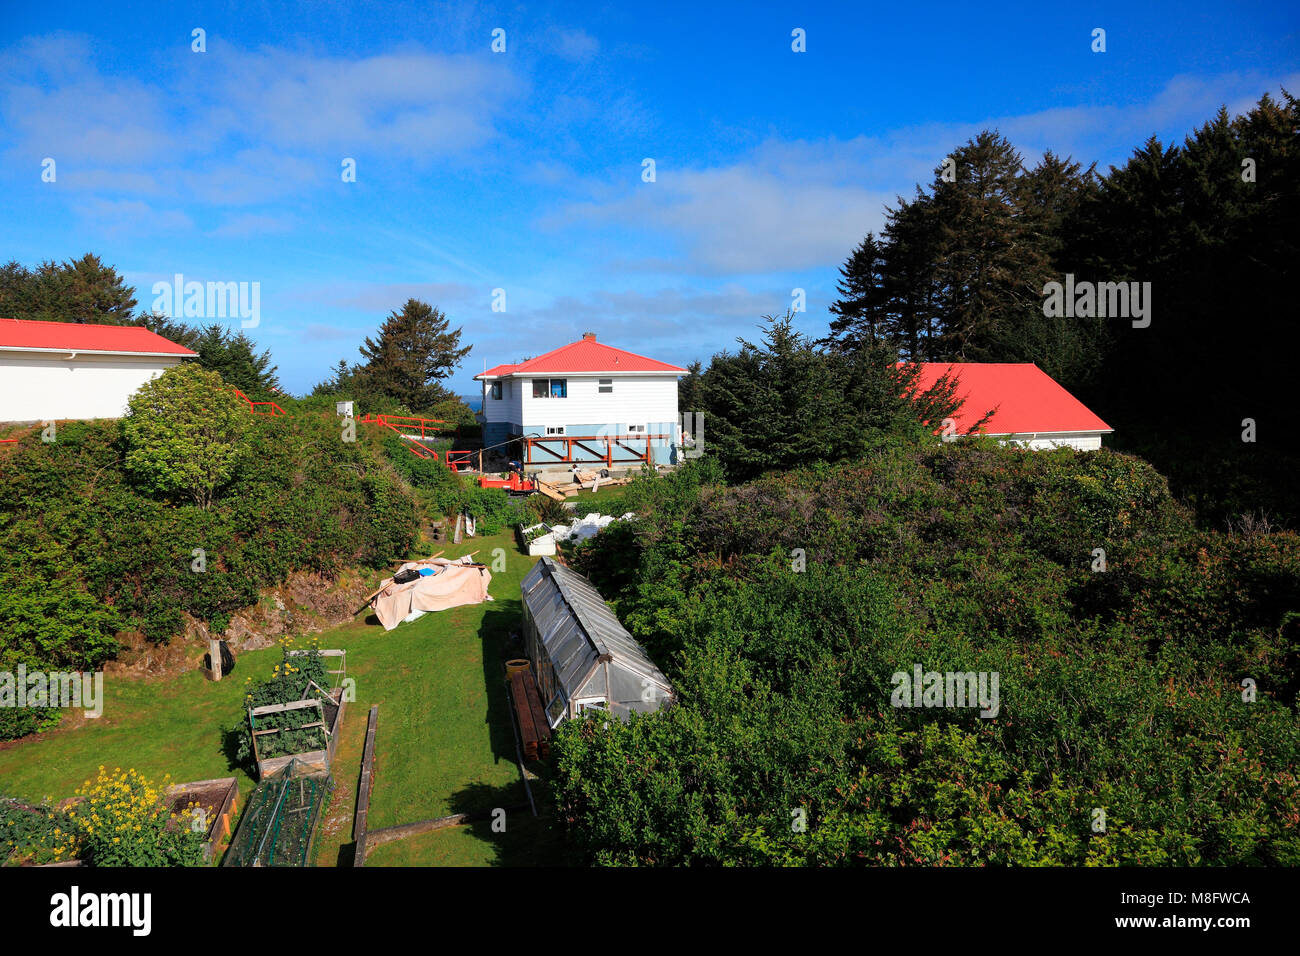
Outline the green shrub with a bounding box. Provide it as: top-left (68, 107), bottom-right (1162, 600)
top-left (553, 443), bottom-right (1300, 866)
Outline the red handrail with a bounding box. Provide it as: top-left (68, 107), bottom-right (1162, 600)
top-left (356, 412), bottom-right (454, 464)
top-left (233, 388), bottom-right (287, 417)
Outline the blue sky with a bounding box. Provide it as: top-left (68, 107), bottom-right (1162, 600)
top-left (2, 1), bottom-right (1296, 395)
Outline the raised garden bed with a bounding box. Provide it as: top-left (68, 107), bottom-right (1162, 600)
top-left (251, 685), bottom-right (346, 780)
top-left (517, 522), bottom-right (557, 556)
top-left (164, 777), bottom-right (240, 863)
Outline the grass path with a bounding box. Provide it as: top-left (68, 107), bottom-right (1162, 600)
top-left (1, 529), bottom-right (562, 866)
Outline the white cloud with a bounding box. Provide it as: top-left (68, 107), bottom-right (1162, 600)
top-left (0, 34), bottom-right (527, 207)
top-left (546, 71), bottom-right (1300, 277)
top-left (74, 198), bottom-right (193, 234)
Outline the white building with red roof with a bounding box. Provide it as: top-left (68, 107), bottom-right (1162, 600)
top-left (910, 362), bottom-right (1113, 451)
top-left (475, 332), bottom-right (686, 466)
top-left (0, 317), bottom-right (196, 422)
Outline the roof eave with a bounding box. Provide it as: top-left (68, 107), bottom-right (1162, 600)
top-left (0, 345), bottom-right (196, 358)
top-left (478, 368), bottom-right (683, 379)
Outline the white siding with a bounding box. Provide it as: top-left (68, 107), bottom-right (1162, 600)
top-left (482, 373), bottom-right (678, 431)
top-left (482, 377), bottom-right (524, 424)
top-left (519, 375), bottom-right (677, 430)
top-left (941, 431), bottom-right (1105, 451)
top-left (0, 351), bottom-right (187, 422)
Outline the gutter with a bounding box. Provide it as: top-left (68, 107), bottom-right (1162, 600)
top-left (0, 346), bottom-right (196, 359)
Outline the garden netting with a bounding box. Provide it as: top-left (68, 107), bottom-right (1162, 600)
top-left (223, 760), bottom-right (333, 867)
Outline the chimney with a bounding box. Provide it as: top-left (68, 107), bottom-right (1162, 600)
top-left (582, 332), bottom-right (596, 341)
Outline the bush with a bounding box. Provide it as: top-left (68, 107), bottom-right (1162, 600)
top-left (66, 767), bottom-right (205, 867)
top-left (0, 408), bottom-right (420, 702)
top-left (553, 443), bottom-right (1300, 866)
top-left (123, 364), bottom-right (249, 509)
top-left (0, 798), bottom-right (76, 866)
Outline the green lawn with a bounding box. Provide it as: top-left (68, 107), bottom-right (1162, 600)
top-left (362, 810), bottom-right (567, 867)
top-left (561, 482), bottom-right (632, 512)
top-left (0, 529), bottom-right (563, 867)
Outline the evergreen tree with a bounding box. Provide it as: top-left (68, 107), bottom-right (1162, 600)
top-left (825, 233), bottom-right (889, 351)
top-left (191, 324), bottom-right (281, 397)
top-left (355, 299), bottom-right (471, 412)
top-left (880, 193), bottom-right (941, 360)
top-left (928, 132), bottom-right (1046, 360)
top-left (0, 254), bottom-right (137, 324)
top-left (692, 314), bottom-right (964, 481)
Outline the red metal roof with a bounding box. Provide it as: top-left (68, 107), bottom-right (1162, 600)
top-left (909, 362), bottom-right (1112, 435)
top-left (476, 336), bottom-right (685, 378)
top-left (0, 317), bottom-right (197, 356)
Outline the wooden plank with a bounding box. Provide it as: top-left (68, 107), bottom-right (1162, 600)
top-left (509, 672), bottom-right (541, 761)
top-left (352, 705), bottom-right (379, 867)
top-left (535, 479), bottom-right (567, 502)
top-left (520, 670), bottom-right (552, 758)
top-left (250, 698), bottom-right (323, 716)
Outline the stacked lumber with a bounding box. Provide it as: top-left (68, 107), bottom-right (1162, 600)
top-left (508, 668), bottom-right (552, 759)
top-left (534, 479), bottom-right (568, 502)
top-left (537, 475), bottom-right (634, 498)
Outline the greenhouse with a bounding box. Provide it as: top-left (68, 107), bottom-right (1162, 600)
top-left (520, 556), bottom-right (674, 726)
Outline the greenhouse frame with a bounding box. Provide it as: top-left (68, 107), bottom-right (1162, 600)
top-left (521, 556), bottom-right (674, 726)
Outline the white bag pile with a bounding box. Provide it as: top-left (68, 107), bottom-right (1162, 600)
top-left (550, 512), bottom-right (636, 544)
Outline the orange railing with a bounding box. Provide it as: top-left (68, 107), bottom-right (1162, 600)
top-left (446, 449), bottom-right (474, 472)
top-left (523, 433), bottom-right (669, 467)
top-left (233, 388), bottom-right (287, 417)
top-left (357, 413), bottom-right (453, 465)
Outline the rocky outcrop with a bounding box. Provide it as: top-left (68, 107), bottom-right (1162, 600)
top-left (104, 568), bottom-right (376, 680)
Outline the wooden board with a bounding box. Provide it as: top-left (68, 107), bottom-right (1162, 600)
top-left (508, 672), bottom-right (539, 760)
top-left (508, 669), bottom-right (551, 760)
top-left (534, 479), bottom-right (567, 502)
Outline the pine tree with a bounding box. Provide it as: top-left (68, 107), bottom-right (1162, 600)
top-left (928, 132), bottom-right (1046, 361)
top-left (192, 324), bottom-right (280, 397)
top-left (355, 299), bottom-right (471, 412)
top-left (881, 193), bottom-right (941, 360)
top-left (0, 254), bottom-right (137, 323)
top-left (826, 234), bottom-right (889, 351)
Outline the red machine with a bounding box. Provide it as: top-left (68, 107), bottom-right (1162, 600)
top-left (476, 471), bottom-right (536, 493)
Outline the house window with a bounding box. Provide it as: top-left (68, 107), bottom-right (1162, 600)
top-left (490, 381), bottom-right (502, 400)
top-left (598, 378), bottom-right (613, 393)
top-left (627, 424), bottom-right (646, 434)
top-left (546, 425), bottom-right (566, 436)
top-left (532, 378), bottom-right (568, 398)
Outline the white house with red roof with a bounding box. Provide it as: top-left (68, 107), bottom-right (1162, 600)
top-left (0, 318), bottom-right (197, 422)
top-left (911, 362), bottom-right (1113, 451)
top-left (475, 332), bottom-right (686, 465)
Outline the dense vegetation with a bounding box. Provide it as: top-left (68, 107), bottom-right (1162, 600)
top-left (1, 769), bottom-right (204, 867)
top-left (0, 392), bottom-right (421, 732)
top-left (816, 92), bottom-right (1299, 526)
top-left (0, 368), bottom-right (536, 741)
top-left (553, 449), bottom-right (1300, 865)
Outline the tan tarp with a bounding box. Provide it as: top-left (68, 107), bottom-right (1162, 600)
top-left (370, 556), bottom-right (493, 631)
